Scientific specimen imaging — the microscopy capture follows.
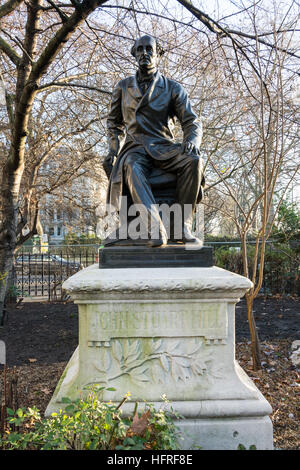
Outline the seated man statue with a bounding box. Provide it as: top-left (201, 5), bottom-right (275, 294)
top-left (103, 34), bottom-right (205, 247)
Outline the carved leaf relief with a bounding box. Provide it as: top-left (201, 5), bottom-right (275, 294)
top-left (91, 337), bottom-right (225, 385)
top-left (111, 340), bottom-right (123, 361)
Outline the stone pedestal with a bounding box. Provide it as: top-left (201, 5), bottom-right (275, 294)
top-left (45, 264), bottom-right (273, 450)
top-left (99, 244), bottom-right (213, 268)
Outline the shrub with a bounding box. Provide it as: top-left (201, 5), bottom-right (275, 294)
top-left (271, 199), bottom-right (300, 243)
top-left (214, 246), bottom-right (247, 275)
top-left (214, 243), bottom-right (299, 295)
top-left (63, 233), bottom-right (102, 246)
top-left (0, 389), bottom-right (182, 450)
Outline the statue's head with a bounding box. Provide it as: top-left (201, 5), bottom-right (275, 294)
top-left (131, 35), bottom-right (164, 70)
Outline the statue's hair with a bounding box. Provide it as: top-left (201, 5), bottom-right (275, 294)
top-left (131, 35), bottom-right (165, 58)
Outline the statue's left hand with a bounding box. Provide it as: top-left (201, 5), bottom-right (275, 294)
top-left (181, 142), bottom-right (200, 156)
top-left (102, 155), bottom-right (114, 179)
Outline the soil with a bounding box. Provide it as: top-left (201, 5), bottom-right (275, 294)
top-left (0, 295), bottom-right (299, 450)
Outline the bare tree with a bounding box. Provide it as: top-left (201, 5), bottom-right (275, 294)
top-left (0, 0), bottom-right (111, 323)
top-left (197, 7), bottom-right (300, 369)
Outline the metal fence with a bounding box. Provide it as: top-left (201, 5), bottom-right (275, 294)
top-left (11, 245), bottom-right (99, 301)
top-left (9, 241), bottom-right (299, 301)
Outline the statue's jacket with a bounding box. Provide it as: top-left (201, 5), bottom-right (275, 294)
top-left (106, 71), bottom-right (204, 210)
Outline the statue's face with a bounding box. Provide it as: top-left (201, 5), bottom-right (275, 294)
top-left (134, 36), bottom-right (158, 70)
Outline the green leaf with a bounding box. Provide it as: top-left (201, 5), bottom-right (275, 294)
top-left (65, 404), bottom-right (75, 413)
top-left (61, 397), bottom-right (72, 404)
top-left (123, 437), bottom-right (135, 445)
top-left (88, 440), bottom-right (99, 450)
top-left (237, 443), bottom-right (246, 450)
top-left (16, 409), bottom-right (24, 418)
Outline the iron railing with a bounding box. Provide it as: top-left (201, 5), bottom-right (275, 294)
top-left (9, 241), bottom-right (299, 300)
top-left (12, 246), bottom-right (99, 301)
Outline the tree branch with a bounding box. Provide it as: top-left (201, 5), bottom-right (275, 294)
top-left (101, 4), bottom-right (208, 37)
top-left (29, 0), bottom-right (109, 83)
top-left (8, 0), bottom-right (109, 173)
top-left (0, 35), bottom-right (21, 65)
top-left (16, 201), bottom-right (39, 248)
top-left (37, 81), bottom-right (112, 94)
top-left (177, 0), bottom-right (299, 59)
top-left (44, 0), bottom-right (69, 22)
top-left (176, 0), bottom-right (225, 35)
top-left (0, 0), bottom-right (23, 19)
top-left (226, 27), bottom-right (300, 60)
top-left (177, 0), bottom-right (272, 106)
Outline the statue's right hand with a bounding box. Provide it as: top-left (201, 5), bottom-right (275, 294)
top-left (102, 155), bottom-right (114, 179)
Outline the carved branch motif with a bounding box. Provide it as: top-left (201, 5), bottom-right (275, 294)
top-left (92, 337), bottom-right (224, 385)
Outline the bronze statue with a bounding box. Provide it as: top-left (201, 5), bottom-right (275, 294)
top-left (103, 35), bottom-right (204, 247)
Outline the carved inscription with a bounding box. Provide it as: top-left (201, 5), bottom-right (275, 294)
top-left (87, 302), bottom-right (228, 342)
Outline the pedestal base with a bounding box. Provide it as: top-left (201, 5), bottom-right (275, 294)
top-left (177, 416), bottom-right (273, 450)
top-left (99, 244), bottom-right (213, 268)
top-left (46, 264), bottom-right (273, 450)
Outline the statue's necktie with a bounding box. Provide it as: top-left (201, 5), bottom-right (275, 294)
top-left (139, 80), bottom-right (151, 95)
top-left (137, 74), bottom-right (154, 95)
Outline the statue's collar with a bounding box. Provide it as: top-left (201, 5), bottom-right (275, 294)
top-left (128, 71), bottom-right (164, 89)
top-left (136, 69), bottom-right (157, 83)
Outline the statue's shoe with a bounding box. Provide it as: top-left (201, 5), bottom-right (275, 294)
top-left (181, 226), bottom-right (201, 244)
top-left (147, 233), bottom-right (168, 247)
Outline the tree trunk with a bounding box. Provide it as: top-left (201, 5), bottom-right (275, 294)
top-left (245, 292), bottom-right (261, 370)
top-left (0, 161), bottom-right (22, 324)
top-left (241, 232), bottom-right (262, 370)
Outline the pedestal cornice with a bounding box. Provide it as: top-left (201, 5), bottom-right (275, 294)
top-left (63, 265), bottom-right (253, 302)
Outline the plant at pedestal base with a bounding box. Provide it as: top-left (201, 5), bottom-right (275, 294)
top-left (0, 388), bottom-right (182, 450)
